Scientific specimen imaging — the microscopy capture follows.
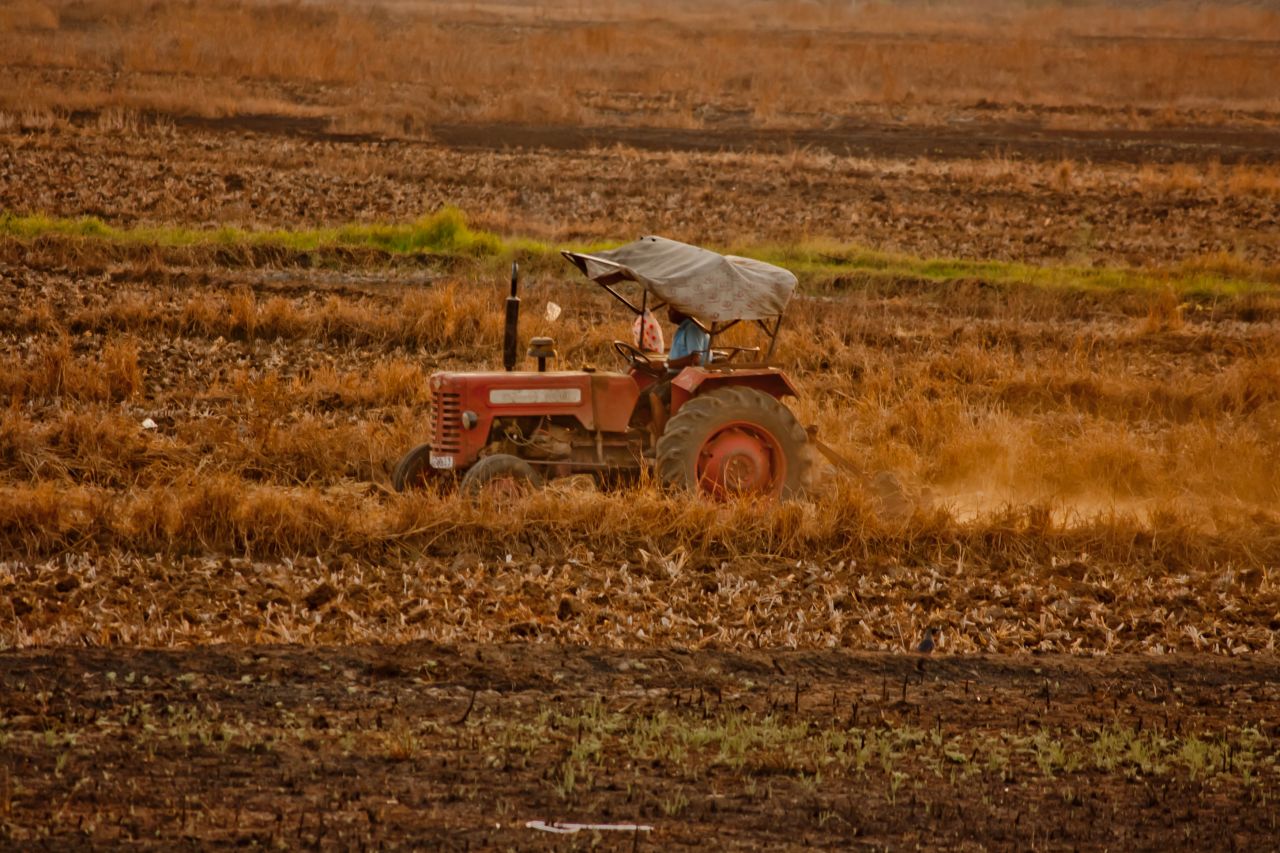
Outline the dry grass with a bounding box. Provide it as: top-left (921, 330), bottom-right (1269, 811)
top-left (3, 1), bottom-right (1280, 132)
top-left (3, 17), bottom-right (1279, 653)
top-left (1, 246), bottom-right (1278, 652)
top-left (2, 484), bottom-right (1278, 653)
top-left (0, 334), bottom-right (144, 403)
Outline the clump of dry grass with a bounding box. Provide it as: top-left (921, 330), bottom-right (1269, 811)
top-left (0, 334), bottom-right (143, 403)
top-left (1140, 289), bottom-right (1185, 334)
top-left (170, 285), bottom-right (503, 350)
top-left (1226, 165), bottom-right (1280, 198)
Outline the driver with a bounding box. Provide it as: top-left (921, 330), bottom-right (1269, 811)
top-left (665, 305), bottom-right (710, 372)
top-left (646, 305), bottom-right (710, 436)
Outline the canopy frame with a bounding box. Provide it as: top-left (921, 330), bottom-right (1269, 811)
top-left (561, 239), bottom-right (795, 322)
top-left (563, 243), bottom-right (793, 367)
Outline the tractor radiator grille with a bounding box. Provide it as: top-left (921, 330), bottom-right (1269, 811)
top-left (430, 390), bottom-right (463, 452)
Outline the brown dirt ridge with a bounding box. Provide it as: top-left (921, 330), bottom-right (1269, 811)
top-left (425, 119), bottom-right (1280, 165)
top-left (99, 111), bottom-right (1280, 165)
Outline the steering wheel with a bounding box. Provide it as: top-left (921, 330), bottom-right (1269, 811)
top-left (612, 340), bottom-right (666, 376)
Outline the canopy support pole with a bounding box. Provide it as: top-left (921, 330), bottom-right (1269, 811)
top-left (599, 283), bottom-right (642, 315)
top-left (763, 314), bottom-right (785, 364)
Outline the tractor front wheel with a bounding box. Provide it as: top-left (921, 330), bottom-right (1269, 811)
top-left (459, 454), bottom-right (542, 500)
top-left (656, 387), bottom-right (811, 499)
top-left (392, 443), bottom-right (438, 492)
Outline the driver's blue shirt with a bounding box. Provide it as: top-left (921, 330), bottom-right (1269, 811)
top-left (668, 318), bottom-right (710, 373)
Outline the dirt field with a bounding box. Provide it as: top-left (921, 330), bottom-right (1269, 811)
top-left (3, 645), bottom-right (1278, 848)
top-left (4, 0), bottom-right (1280, 847)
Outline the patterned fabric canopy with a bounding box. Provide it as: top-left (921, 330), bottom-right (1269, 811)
top-left (563, 237), bottom-right (796, 322)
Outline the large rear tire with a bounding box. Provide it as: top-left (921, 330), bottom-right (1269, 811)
top-left (459, 453), bottom-right (542, 500)
top-left (656, 386), bottom-right (811, 499)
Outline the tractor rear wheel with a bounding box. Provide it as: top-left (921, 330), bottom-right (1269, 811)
top-left (459, 453), bottom-right (542, 500)
top-left (656, 386), bottom-right (811, 499)
top-left (392, 443), bottom-right (436, 492)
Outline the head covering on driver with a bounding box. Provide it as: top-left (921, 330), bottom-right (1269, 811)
top-left (664, 305), bottom-right (710, 373)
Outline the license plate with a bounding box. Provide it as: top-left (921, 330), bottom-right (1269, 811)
top-left (429, 454), bottom-right (454, 469)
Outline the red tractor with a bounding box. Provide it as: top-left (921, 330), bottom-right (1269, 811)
top-left (391, 236), bottom-right (812, 498)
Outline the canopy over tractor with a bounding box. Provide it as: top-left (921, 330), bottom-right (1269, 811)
top-left (392, 238), bottom-right (814, 500)
top-left (562, 236), bottom-right (797, 322)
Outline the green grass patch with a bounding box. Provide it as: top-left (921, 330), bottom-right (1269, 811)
top-left (0, 207), bottom-right (517, 257)
top-left (752, 240), bottom-right (1279, 300)
top-left (3, 208), bottom-right (1276, 299)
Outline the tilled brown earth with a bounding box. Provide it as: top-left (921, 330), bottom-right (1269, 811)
top-left (426, 118), bottom-right (1280, 165)
top-left (3, 112), bottom-right (1280, 849)
top-left (1, 644), bottom-right (1277, 849)
top-left (4, 121), bottom-right (1280, 265)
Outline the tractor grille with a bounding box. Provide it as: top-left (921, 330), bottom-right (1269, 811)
top-left (430, 390), bottom-right (463, 452)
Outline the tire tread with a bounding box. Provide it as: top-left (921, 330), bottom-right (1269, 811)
top-left (655, 386), bottom-right (811, 498)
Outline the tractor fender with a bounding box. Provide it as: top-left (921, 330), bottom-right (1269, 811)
top-left (670, 366), bottom-right (798, 414)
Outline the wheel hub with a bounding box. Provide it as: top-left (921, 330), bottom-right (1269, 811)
top-left (481, 474), bottom-right (528, 502)
top-left (697, 423), bottom-right (784, 496)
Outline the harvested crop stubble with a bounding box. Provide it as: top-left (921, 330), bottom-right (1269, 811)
top-left (3, 261), bottom-right (1278, 509)
top-left (2, 202), bottom-right (1279, 657)
top-left (5, 0), bottom-right (1280, 133)
top-left (2, 487), bottom-right (1278, 653)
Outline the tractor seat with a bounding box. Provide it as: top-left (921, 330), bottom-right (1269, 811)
top-left (528, 336), bottom-right (557, 371)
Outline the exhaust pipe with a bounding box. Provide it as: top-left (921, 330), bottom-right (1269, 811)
top-left (503, 262), bottom-right (520, 372)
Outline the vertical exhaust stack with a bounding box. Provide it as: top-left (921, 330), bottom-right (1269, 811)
top-left (503, 262), bottom-right (520, 372)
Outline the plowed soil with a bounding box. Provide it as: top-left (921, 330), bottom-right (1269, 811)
top-left (5, 6), bottom-right (1280, 843)
top-left (3, 644), bottom-right (1278, 849)
top-left (4, 117), bottom-right (1280, 265)
top-left (169, 112), bottom-right (1280, 164)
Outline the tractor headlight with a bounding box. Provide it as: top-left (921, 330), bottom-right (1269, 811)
top-left (461, 410), bottom-right (478, 429)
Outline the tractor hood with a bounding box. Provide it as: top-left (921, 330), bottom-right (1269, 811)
top-left (432, 370), bottom-right (639, 434)
top-left (562, 237), bottom-right (796, 322)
